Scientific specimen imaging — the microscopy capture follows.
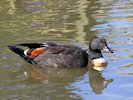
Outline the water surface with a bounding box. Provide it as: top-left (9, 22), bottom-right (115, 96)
top-left (1, 0), bottom-right (133, 100)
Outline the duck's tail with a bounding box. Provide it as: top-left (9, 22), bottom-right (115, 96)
top-left (7, 45), bottom-right (36, 64)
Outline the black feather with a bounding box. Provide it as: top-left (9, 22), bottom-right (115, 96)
top-left (7, 45), bottom-right (36, 64)
top-left (18, 43), bottom-right (44, 49)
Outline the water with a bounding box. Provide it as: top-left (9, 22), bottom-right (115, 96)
top-left (0, 0), bottom-right (133, 100)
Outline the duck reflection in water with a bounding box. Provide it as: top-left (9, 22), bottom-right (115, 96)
top-left (88, 65), bottom-right (113, 94)
top-left (22, 64), bottom-right (88, 84)
top-left (22, 63), bottom-right (113, 95)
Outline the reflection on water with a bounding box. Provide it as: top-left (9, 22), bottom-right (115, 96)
top-left (67, 66), bottom-right (113, 99)
top-left (1, 0), bottom-right (133, 99)
top-left (88, 67), bottom-right (113, 94)
top-left (23, 64), bottom-right (112, 96)
top-left (21, 65), bottom-right (88, 100)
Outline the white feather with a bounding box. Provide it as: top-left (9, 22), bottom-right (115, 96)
top-left (24, 49), bottom-right (29, 56)
top-left (93, 58), bottom-right (106, 63)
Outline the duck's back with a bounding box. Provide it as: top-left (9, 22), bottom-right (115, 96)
top-left (34, 45), bottom-right (88, 68)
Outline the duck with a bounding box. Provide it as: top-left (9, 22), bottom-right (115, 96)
top-left (7, 36), bottom-right (113, 68)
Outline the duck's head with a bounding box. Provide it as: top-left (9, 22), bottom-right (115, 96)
top-left (89, 36), bottom-right (113, 71)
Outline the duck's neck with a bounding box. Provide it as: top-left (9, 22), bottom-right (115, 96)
top-left (89, 49), bottom-right (103, 60)
top-left (89, 49), bottom-right (107, 71)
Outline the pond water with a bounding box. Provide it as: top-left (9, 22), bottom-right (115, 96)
top-left (1, 0), bottom-right (133, 100)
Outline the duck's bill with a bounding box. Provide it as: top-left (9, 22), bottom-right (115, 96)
top-left (103, 46), bottom-right (114, 53)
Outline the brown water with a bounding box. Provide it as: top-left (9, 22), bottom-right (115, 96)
top-left (1, 0), bottom-right (133, 100)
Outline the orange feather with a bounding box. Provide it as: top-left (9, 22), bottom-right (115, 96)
top-left (30, 48), bottom-right (45, 58)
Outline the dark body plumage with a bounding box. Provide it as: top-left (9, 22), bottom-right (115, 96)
top-left (34, 44), bottom-right (88, 67)
top-left (8, 42), bottom-right (88, 68)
